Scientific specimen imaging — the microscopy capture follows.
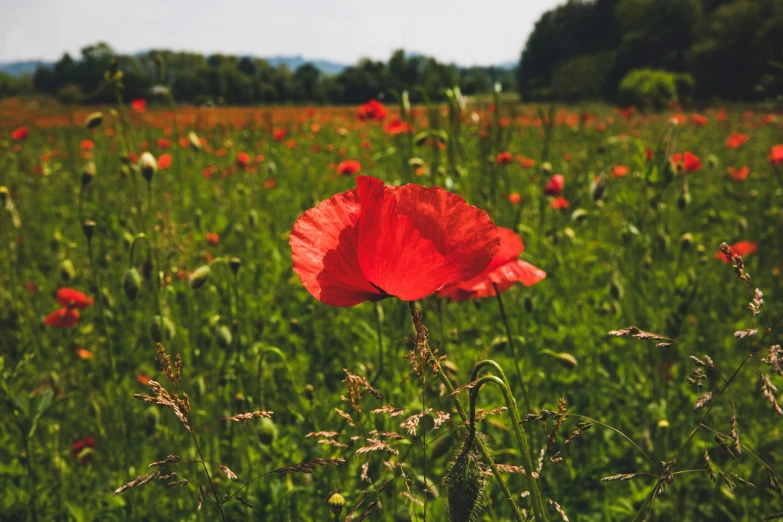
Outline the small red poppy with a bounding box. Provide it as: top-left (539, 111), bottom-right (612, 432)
top-left (157, 138), bottom-right (172, 149)
top-left (691, 114), bottom-right (707, 126)
top-left (384, 118), bottom-right (412, 135)
top-left (769, 145), bottom-right (783, 167)
top-left (337, 160), bottom-right (362, 176)
top-left (357, 99), bottom-right (386, 122)
top-left (728, 166), bottom-right (749, 182)
top-left (80, 139), bottom-right (94, 151)
top-left (726, 132), bottom-right (749, 149)
top-left (56, 288), bottom-right (94, 309)
top-left (131, 99), bottom-right (146, 113)
top-left (670, 152), bottom-right (702, 173)
top-left (206, 232), bottom-right (219, 246)
top-left (438, 227), bottom-right (545, 301)
top-left (44, 308), bottom-right (80, 328)
top-left (716, 241), bottom-right (757, 263)
top-left (612, 165), bottom-right (629, 178)
top-left (137, 372), bottom-right (150, 386)
top-left (544, 174), bottom-right (565, 196)
top-left (508, 193), bottom-right (521, 205)
top-left (645, 148), bottom-right (653, 162)
top-left (290, 176), bottom-right (499, 306)
top-left (273, 129), bottom-right (287, 141)
top-left (236, 152), bottom-right (251, 167)
top-left (11, 127), bottom-right (29, 141)
top-left (496, 151), bottom-right (513, 166)
top-left (158, 153), bottom-right (172, 170)
top-left (72, 435), bottom-right (97, 465)
top-left (550, 197), bottom-right (570, 210)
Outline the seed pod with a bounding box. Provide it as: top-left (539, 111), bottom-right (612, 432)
top-left (229, 257), bottom-right (241, 275)
top-left (554, 352), bottom-right (578, 369)
top-left (188, 265), bottom-right (211, 290)
top-left (81, 161), bottom-right (96, 187)
top-left (85, 112), bottom-right (104, 130)
top-left (327, 492), bottom-right (345, 518)
top-left (304, 384), bottom-right (315, 403)
top-left (81, 219), bottom-right (96, 241)
top-left (680, 233), bottom-right (694, 250)
top-left (445, 446), bottom-right (487, 522)
top-left (150, 315), bottom-right (176, 343)
top-left (123, 268), bottom-right (142, 300)
top-left (591, 179), bottom-right (606, 201)
top-left (188, 131), bottom-right (202, 152)
top-left (59, 259), bottom-right (76, 281)
top-left (138, 152), bottom-right (157, 182)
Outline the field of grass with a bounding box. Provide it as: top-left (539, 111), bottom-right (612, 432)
top-left (1, 92), bottom-right (782, 521)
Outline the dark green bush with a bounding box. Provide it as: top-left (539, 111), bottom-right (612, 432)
top-left (617, 69), bottom-right (695, 110)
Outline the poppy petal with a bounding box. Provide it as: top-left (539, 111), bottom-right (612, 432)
top-left (290, 189), bottom-right (382, 306)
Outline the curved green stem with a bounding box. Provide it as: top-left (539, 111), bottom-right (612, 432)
top-left (493, 283), bottom-right (532, 413)
top-left (128, 233), bottom-right (150, 267)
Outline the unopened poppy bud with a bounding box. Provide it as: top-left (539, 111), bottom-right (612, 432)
top-left (60, 259), bottom-right (76, 281)
top-left (571, 208), bottom-right (588, 223)
top-left (229, 257), bottom-right (241, 275)
top-left (150, 315), bottom-right (176, 343)
top-left (445, 445), bottom-right (486, 522)
top-left (737, 217), bottom-right (748, 235)
top-left (138, 152), bottom-right (157, 182)
top-left (657, 419), bottom-right (670, 429)
top-left (188, 131), bottom-right (202, 152)
top-left (304, 384), bottom-right (315, 402)
top-left (81, 219), bottom-right (96, 241)
top-left (591, 179), bottom-right (606, 201)
top-left (194, 208), bottom-right (202, 228)
top-left (609, 277), bottom-right (624, 299)
top-left (257, 417), bottom-right (278, 445)
top-left (85, 112), bottom-right (104, 130)
top-left (189, 265), bottom-right (211, 289)
top-left (140, 259), bottom-right (153, 280)
top-left (123, 268), bottom-right (142, 300)
top-left (327, 492), bottom-right (346, 518)
top-left (696, 244), bottom-right (706, 255)
top-left (554, 352), bottom-right (578, 369)
top-left (541, 161), bottom-right (552, 173)
top-left (248, 210), bottom-right (258, 228)
top-left (680, 233), bottom-right (693, 250)
top-left (408, 157), bottom-right (425, 169)
top-left (216, 325), bottom-right (232, 348)
top-left (677, 188), bottom-right (690, 210)
top-left (0, 186), bottom-right (8, 205)
top-left (81, 162), bottom-right (96, 187)
top-left (706, 154), bottom-right (719, 170)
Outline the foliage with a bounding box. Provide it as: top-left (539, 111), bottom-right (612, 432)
top-left (617, 68), bottom-right (694, 110)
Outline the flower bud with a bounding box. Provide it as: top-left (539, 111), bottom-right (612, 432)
top-left (229, 257), bottom-right (241, 275)
top-left (0, 186), bottom-right (8, 205)
top-left (59, 259), bottom-right (76, 281)
top-left (85, 112), bottom-right (104, 130)
top-left (541, 161), bottom-right (552, 173)
top-left (571, 208), bottom-right (588, 223)
top-left (445, 445), bottom-right (487, 522)
top-left (188, 265), bottom-right (211, 289)
top-left (81, 219), bottom-right (96, 241)
top-left (123, 268), bottom-right (142, 300)
top-left (81, 161), bottom-right (96, 187)
top-left (138, 152), bottom-right (157, 182)
top-left (257, 417), bottom-right (278, 445)
top-left (591, 179), bottom-right (606, 201)
top-left (680, 233), bottom-right (693, 250)
top-left (188, 131), bottom-right (202, 152)
top-left (304, 384), bottom-right (315, 403)
top-left (677, 187), bottom-right (691, 210)
top-left (554, 352), bottom-right (578, 369)
top-left (216, 325), bottom-right (232, 348)
top-left (327, 492), bottom-right (346, 518)
top-left (150, 315), bottom-right (176, 343)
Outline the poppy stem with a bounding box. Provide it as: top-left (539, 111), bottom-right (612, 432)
top-left (374, 301), bottom-right (384, 382)
top-left (493, 283), bottom-right (532, 414)
top-left (407, 302), bottom-right (528, 522)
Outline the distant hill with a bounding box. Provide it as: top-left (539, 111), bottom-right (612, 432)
top-left (0, 60), bottom-right (50, 76)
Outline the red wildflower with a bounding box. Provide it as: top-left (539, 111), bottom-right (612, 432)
top-left (206, 232), bottom-right (219, 246)
top-left (384, 118), bottom-right (411, 135)
top-left (496, 151), bottom-right (513, 166)
top-left (76, 348), bottom-right (94, 359)
top-left (273, 128), bottom-right (287, 141)
top-left (263, 179), bottom-right (277, 189)
top-left (285, 139), bottom-right (297, 150)
top-left (691, 114), bottom-right (707, 126)
top-left (726, 132), bottom-right (749, 149)
top-left (236, 151), bottom-right (251, 168)
top-left (544, 174), bottom-right (565, 196)
top-left (769, 145), bottom-right (783, 167)
top-left (438, 227), bottom-right (545, 301)
top-left (80, 139), bottom-right (94, 151)
top-left (612, 165), bottom-right (629, 178)
top-left (621, 106), bottom-right (636, 121)
top-left (137, 372), bottom-right (150, 386)
top-left (335, 160), bottom-right (360, 176)
top-left (290, 176), bottom-right (500, 306)
top-left (728, 166), bottom-right (749, 182)
top-left (716, 241), bottom-right (757, 263)
top-left (44, 308), bottom-right (80, 328)
top-left (762, 114), bottom-right (775, 124)
top-left (357, 99), bottom-right (386, 122)
top-left (508, 193), bottom-right (521, 205)
top-left (131, 99), bottom-right (146, 113)
top-left (11, 127), bottom-right (29, 141)
top-left (72, 435), bottom-right (96, 465)
top-left (157, 138), bottom-right (172, 149)
top-left (717, 109), bottom-right (727, 122)
top-left (670, 152), bottom-right (702, 173)
top-left (56, 288), bottom-right (94, 309)
top-left (550, 197), bottom-right (570, 210)
top-left (158, 153), bottom-right (172, 170)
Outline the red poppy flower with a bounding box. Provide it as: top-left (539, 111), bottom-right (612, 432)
top-left (137, 372), bottom-right (150, 386)
top-left (206, 232), bottom-right (219, 246)
top-left (438, 228), bottom-right (545, 301)
top-left (496, 151), bottom-right (513, 166)
top-left (157, 138), bottom-right (172, 149)
top-left (273, 128), bottom-right (287, 141)
top-left (158, 153), bottom-right (172, 170)
top-left (508, 193), bottom-right (521, 205)
top-left (384, 118), bottom-right (412, 135)
top-left (290, 176), bottom-right (500, 306)
top-left (612, 165), bottom-right (629, 178)
top-left (762, 114), bottom-right (775, 124)
top-left (670, 152), bottom-right (702, 173)
top-left (517, 155), bottom-right (535, 168)
top-left (131, 99), bottom-right (146, 113)
top-left (621, 106), bottom-right (636, 121)
top-left (56, 288), bottom-right (94, 309)
top-left (236, 152), bottom-right (251, 167)
top-left (717, 109), bottom-right (727, 122)
top-left (769, 145), bottom-right (783, 167)
top-left (726, 132), bottom-right (749, 149)
top-left (550, 197), bottom-right (570, 210)
top-left (80, 139), bottom-right (94, 151)
top-left (44, 308), bottom-right (81, 328)
top-left (691, 114), bottom-right (707, 126)
top-left (337, 160), bottom-right (362, 176)
top-left (716, 240), bottom-right (757, 263)
top-left (285, 139), bottom-right (297, 149)
top-left (11, 127), bottom-right (29, 141)
top-left (357, 99), bottom-right (386, 122)
top-left (72, 435), bottom-right (97, 465)
top-left (264, 178), bottom-right (276, 189)
top-left (645, 148), bottom-right (653, 162)
top-left (544, 174), bottom-right (565, 196)
top-left (728, 166), bottom-right (749, 182)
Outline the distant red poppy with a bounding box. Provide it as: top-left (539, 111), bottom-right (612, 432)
top-left (691, 114), bottom-right (707, 126)
top-left (236, 152), bottom-right (251, 168)
top-left (612, 165), bottom-right (629, 178)
top-left (645, 148), bottom-right (653, 162)
top-left (728, 166), bottom-right (749, 182)
top-left (496, 151), bottom-right (513, 166)
top-left (716, 241), bottom-right (757, 263)
top-left (273, 128), bottom-right (287, 141)
top-left (11, 127), bottom-right (29, 141)
top-left (56, 288), bottom-right (94, 309)
top-left (621, 106), bottom-right (636, 121)
top-left (263, 179), bottom-right (277, 189)
top-left (157, 138), bottom-right (172, 149)
top-left (726, 132), bottom-right (749, 149)
top-left (131, 99), bottom-right (146, 113)
top-left (137, 372), bottom-right (150, 386)
top-left (285, 139), bottom-right (297, 150)
top-left (206, 232), bottom-right (219, 246)
top-left (384, 118), bottom-right (412, 135)
top-left (769, 145), bottom-right (783, 167)
top-left (336, 160), bottom-right (362, 176)
top-left (80, 139), bottom-right (94, 151)
top-left (544, 174), bottom-right (565, 196)
top-left (550, 197), bottom-right (570, 210)
top-left (717, 109), bottom-right (727, 122)
top-left (72, 435), bottom-right (96, 465)
top-left (44, 308), bottom-right (81, 328)
top-left (517, 155), bottom-right (536, 168)
top-left (158, 153), bottom-right (172, 170)
top-left (290, 176), bottom-right (500, 306)
top-left (76, 347), bottom-right (93, 359)
top-left (438, 227), bottom-right (545, 301)
top-left (762, 114), bottom-right (775, 124)
top-left (508, 192), bottom-right (521, 205)
top-left (357, 99), bottom-right (386, 122)
top-left (670, 152), bottom-right (702, 173)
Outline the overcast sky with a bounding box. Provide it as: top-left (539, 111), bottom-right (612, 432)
top-left (0, 0), bottom-right (563, 65)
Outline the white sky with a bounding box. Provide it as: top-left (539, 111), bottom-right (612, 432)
top-left (0, 0), bottom-right (563, 65)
